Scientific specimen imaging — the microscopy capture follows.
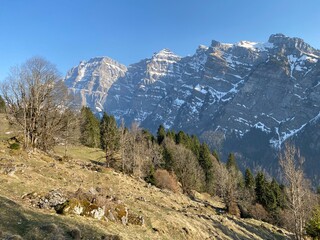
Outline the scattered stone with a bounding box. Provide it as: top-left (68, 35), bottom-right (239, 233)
top-left (86, 205), bottom-right (105, 220)
top-left (121, 216), bottom-right (128, 225)
top-left (38, 190), bottom-right (66, 209)
top-left (107, 210), bottom-right (116, 221)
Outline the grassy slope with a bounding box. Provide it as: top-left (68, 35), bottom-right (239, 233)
top-left (0, 114), bottom-right (293, 239)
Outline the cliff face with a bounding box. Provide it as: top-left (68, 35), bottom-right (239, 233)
top-left (64, 57), bottom-right (127, 112)
top-left (64, 34), bottom-right (320, 177)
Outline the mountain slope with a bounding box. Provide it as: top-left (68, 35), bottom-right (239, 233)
top-left (63, 34), bottom-right (320, 178)
top-left (0, 141), bottom-right (292, 239)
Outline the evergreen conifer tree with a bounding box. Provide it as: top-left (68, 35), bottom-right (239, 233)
top-left (166, 129), bottom-right (175, 141)
top-left (163, 147), bottom-right (174, 171)
top-left (190, 135), bottom-right (201, 158)
top-left (270, 178), bottom-right (285, 209)
top-left (100, 112), bottom-right (120, 167)
top-left (156, 125), bottom-right (166, 145)
top-left (226, 153), bottom-right (237, 171)
top-left (306, 205), bottom-right (320, 239)
top-left (199, 143), bottom-right (214, 192)
top-left (80, 107), bottom-right (100, 148)
top-left (244, 168), bottom-right (255, 190)
top-left (175, 131), bottom-right (189, 146)
top-left (212, 150), bottom-right (220, 162)
top-left (255, 171), bottom-right (266, 204)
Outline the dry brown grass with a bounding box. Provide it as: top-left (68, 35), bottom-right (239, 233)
top-left (0, 114), bottom-right (293, 239)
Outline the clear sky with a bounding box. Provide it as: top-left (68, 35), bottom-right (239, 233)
top-left (0, 0), bottom-right (319, 80)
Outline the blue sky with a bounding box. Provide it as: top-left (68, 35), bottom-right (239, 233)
top-left (0, 0), bottom-right (319, 80)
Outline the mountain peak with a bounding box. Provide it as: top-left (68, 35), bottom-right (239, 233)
top-left (154, 48), bottom-right (179, 57)
top-left (268, 33), bottom-right (315, 53)
top-left (152, 48), bottom-right (181, 62)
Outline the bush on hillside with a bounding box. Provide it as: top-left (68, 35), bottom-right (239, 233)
top-left (154, 169), bottom-right (181, 193)
top-left (9, 143), bottom-right (20, 150)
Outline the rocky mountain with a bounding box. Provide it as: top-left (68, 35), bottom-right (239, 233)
top-left (64, 34), bottom-right (320, 178)
top-left (65, 57), bottom-right (127, 111)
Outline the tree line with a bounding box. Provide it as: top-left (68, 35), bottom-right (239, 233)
top-left (1, 57), bottom-right (320, 240)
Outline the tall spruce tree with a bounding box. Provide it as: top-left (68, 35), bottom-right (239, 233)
top-left (244, 168), bottom-right (255, 190)
top-left (190, 135), bottom-right (201, 158)
top-left (199, 143), bottom-right (215, 193)
top-left (100, 112), bottom-right (120, 167)
top-left (80, 107), bottom-right (100, 148)
top-left (175, 131), bottom-right (189, 146)
top-left (255, 171), bottom-right (278, 211)
top-left (255, 171), bottom-right (266, 205)
top-left (163, 146), bottom-right (174, 171)
top-left (212, 150), bottom-right (220, 162)
top-left (156, 125), bottom-right (166, 145)
top-left (306, 205), bottom-right (320, 239)
top-left (226, 153), bottom-right (238, 171)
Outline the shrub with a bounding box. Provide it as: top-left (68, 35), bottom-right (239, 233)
top-left (9, 143), bottom-right (20, 150)
top-left (306, 205), bottom-right (320, 239)
top-left (248, 203), bottom-right (270, 222)
top-left (227, 201), bottom-right (240, 217)
top-left (154, 169), bottom-right (181, 193)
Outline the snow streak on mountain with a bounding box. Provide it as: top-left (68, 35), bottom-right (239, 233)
top-left (64, 34), bottom-right (320, 177)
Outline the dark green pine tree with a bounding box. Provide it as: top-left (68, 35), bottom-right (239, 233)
top-left (306, 205), bottom-right (320, 239)
top-left (255, 171), bottom-right (266, 204)
top-left (255, 171), bottom-right (277, 211)
top-left (262, 182), bottom-right (277, 211)
top-left (199, 143), bottom-right (214, 189)
top-left (244, 168), bottom-right (255, 190)
top-left (270, 178), bottom-right (285, 209)
top-left (226, 153), bottom-right (238, 171)
top-left (190, 135), bottom-right (201, 159)
top-left (175, 131), bottom-right (190, 146)
top-left (100, 112), bottom-right (120, 167)
top-left (212, 150), bottom-right (220, 162)
top-left (163, 147), bottom-right (174, 171)
top-left (79, 107), bottom-right (100, 148)
top-left (166, 129), bottom-right (176, 141)
top-left (156, 125), bottom-right (166, 145)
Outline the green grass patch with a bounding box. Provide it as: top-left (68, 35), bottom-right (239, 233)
top-left (54, 145), bottom-right (105, 163)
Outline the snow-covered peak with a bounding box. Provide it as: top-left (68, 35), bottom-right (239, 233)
top-left (152, 48), bottom-right (181, 62)
top-left (235, 41), bottom-right (274, 52)
top-left (64, 56), bottom-right (127, 87)
top-left (144, 49), bottom-right (182, 84)
top-left (198, 45), bottom-right (209, 51)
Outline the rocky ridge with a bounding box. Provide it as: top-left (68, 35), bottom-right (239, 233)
top-left (64, 34), bottom-right (320, 176)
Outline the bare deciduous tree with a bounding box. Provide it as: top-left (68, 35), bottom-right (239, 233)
top-left (215, 162), bottom-right (242, 216)
top-left (1, 57), bottom-right (69, 151)
top-left (279, 143), bottom-right (314, 240)
top-left (164, 138), bottom-right (205, 193)
top-left (119, 121), bottom-right (162, 178)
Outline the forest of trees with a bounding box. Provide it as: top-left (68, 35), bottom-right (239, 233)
top-left (1, 57), bottom-right (320, 240)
